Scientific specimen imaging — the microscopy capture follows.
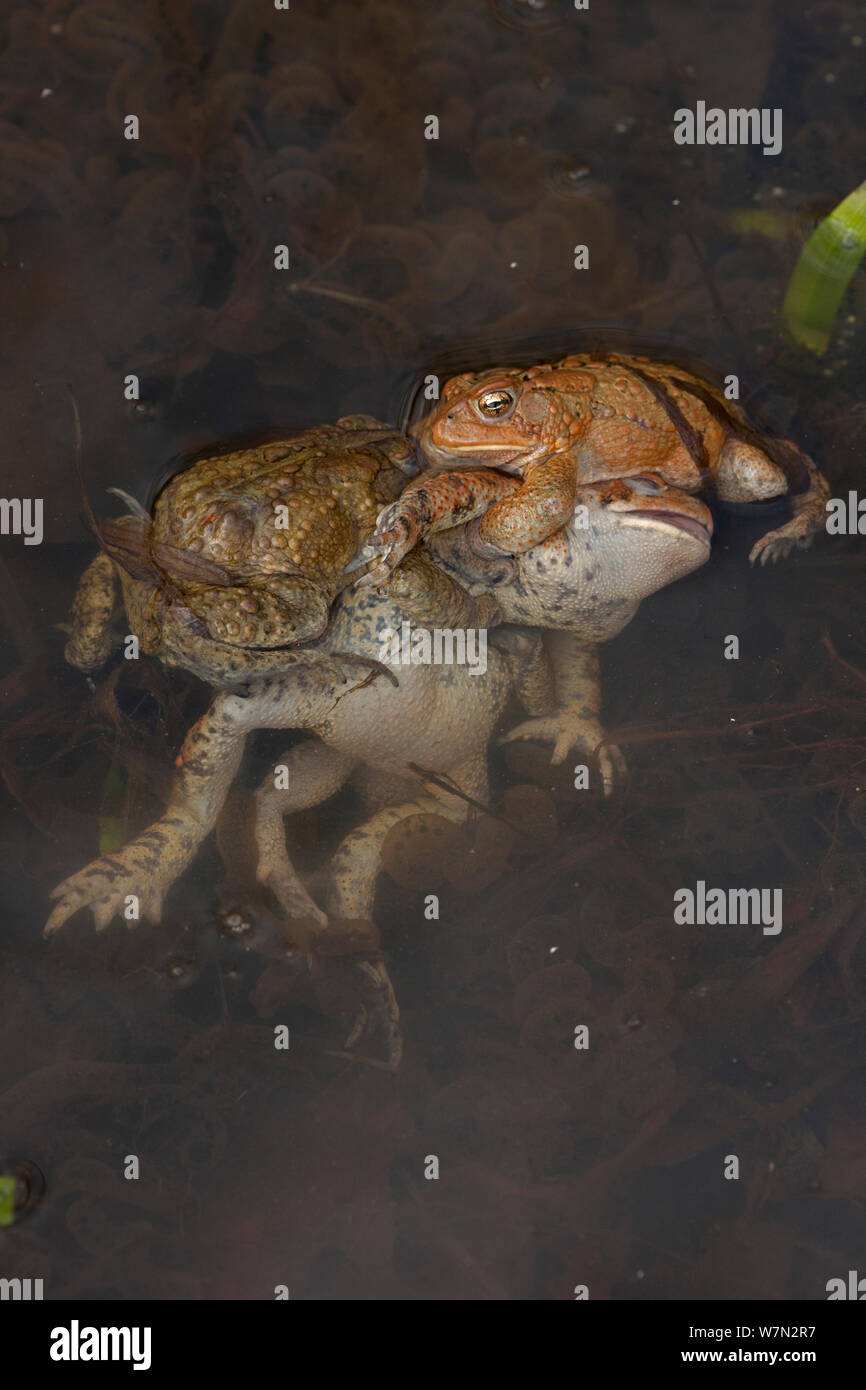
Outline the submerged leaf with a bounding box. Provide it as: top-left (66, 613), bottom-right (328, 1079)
top-left (782, 179), bottom-right (866, 354)
top-left (98, 761), bottom-right (128, 855)
top-left (0, 1176), bottom-right (15, 1227)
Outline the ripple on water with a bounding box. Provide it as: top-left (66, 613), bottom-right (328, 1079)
top-left (489, 0), bottom-right (572, 33)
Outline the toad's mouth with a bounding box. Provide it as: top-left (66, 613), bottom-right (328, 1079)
top-left (423, 442), bottom-right (526, 473)
top-left (624, 510), bottom-right (713, 545)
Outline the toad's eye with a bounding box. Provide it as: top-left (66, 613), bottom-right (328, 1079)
top-left (629, 475), bottom-right (665, 495)
top-left (475, 389), bottom-right (515, 419)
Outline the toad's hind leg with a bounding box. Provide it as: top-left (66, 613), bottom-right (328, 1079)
top-left (326, 756), bottom-right (488, 920)
top-left (45, 667), bottom-right (377, 938)
top-left (252, 741), bottom-right (400, 1065)
top-left (65, 553), bottom-right (119, 671)
top-left (746, 445), bottom-right (831, 565)
top-left (324, 758), bottom-right (489, 1066)
top-left (714, 438), bottom-right (787, 502)
top-left (254, 740), bottom-right (357, 925)
top-left (254, 750), bottom-right (488, 1069)
top-left (46, 687), bottom-right (265, 936)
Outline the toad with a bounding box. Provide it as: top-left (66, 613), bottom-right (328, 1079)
top-left (47, 474), bottom-right (712, 951)
top-left (352, 353), bottom-right (828, 583)
top-left (65, 415), bottom-right (499, 689)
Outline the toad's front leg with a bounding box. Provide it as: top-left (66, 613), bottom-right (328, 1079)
top-left (501, 630), bottom-right (626, 793)
top-left (475, 453), bottom-right (577, 554)
top-left (350, 469), bottom-right (521, 586)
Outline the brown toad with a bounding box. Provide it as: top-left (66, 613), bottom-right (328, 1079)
top-left (353, 353), bottom-right (829, 582)
top-left (66, 415), bottom-right (496, 688)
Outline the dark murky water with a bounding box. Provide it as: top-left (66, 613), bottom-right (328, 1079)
top-left (1, 0), bottom-right (865, 1299)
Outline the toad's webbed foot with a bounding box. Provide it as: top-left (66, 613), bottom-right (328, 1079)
top-left (748, 444), bottom-right (829, 566)
top-left (749, 529), bottom-right (809, 566)
top-left (748, 512), bottom-right (823, 566)
top-left (44, 829), bottom-right (189, 936)
top-left (500, 713), bottom-right (626, 793)
top-left (348, 498), bottom-right (425, 588)
top-left (344, 959), bottom-right (402, 1068)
